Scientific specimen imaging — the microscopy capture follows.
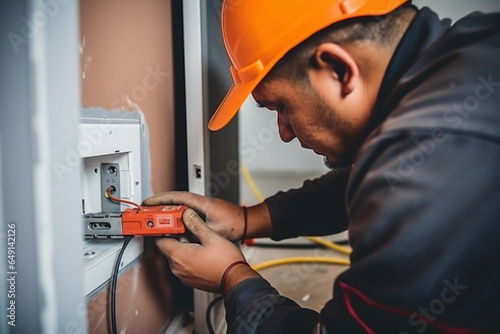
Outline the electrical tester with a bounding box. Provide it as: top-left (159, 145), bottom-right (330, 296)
top-left (83, 186), bottom-right (187, 238)
top-left (84, 205), bottom-right (187, 238)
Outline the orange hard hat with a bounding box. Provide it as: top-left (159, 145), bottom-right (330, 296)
top-left (208, 0), bottom-right (409, 131)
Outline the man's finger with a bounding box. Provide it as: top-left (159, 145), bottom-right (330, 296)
top-left (143, 194), bottom-right (176, 206)
top-left (143, 191), bottom-right (186, 205)
top-left (182, 208), bottom-right (214, 244)
top-left (142, 191), bottom-right (207, 212)
top-left (156, 237), bottom-right (181, 254)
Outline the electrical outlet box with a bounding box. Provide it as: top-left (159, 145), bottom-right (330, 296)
top-left (100, 163), bottom-right (121, 213)
top-left (80, 109), bottom-right (150, 296)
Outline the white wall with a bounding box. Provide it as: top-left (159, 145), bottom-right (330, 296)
top-left (239, 95), bottom-right (328, 173)
top-left (1, 1), bottom-right (87, 332)
top-left (413, 0), bottom-right (499, 22)
top-left (239, 0), bottom-right (500, 173)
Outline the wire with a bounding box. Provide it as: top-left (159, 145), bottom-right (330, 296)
top-left (251, 256), bottom-right (350, 271)
top-left (247, 238), bottom-right (350, 249)
top-left (240, 163), bottom-right (266, 202)
top-left (105, 186), bottom-right (142, 211)
top-left (239, 163), bottom-right (352, 256)
top-left (204, 259), bottom-right (350, 333)
top-left (305, 236), bottom-right (351, 255)
top-left (110, 235), bottom-right (134, 334)
top-left (245, 241), bottom-right (326, 249)
top-left (206, 295), bottom-right (224, 334)
top-left (205, 167), bottom-right (351, 332)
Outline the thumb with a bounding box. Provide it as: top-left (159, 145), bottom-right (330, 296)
top-left (182, 208), bottom-right (215, 244)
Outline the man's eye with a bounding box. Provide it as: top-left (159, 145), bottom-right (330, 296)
top-left (256, 103), bottom-right (274, 112)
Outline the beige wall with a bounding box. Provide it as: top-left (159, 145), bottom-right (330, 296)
top-left (80, 1), bottom-right (183, 332)
top-left (86, 249), bottom-right (183, 334)
top-left (80, 0), bottom-right (176, 194)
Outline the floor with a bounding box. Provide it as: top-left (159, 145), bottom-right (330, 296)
top-left (175, 170), bottom-right (350, 333)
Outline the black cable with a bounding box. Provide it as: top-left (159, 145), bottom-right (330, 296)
top-left (247, 239), bottom-right (350, 249)
top-left (110, 236), bottom-right (134, 334)
top-left (249, 242), bottom-right (327, 249)
top-left (206, 295), bottom-right (224, 334)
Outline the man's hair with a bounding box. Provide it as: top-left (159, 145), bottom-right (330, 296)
top-left (265, 2), bottom-right (417, 83)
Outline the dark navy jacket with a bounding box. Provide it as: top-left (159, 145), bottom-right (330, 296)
top-left (225, 7), bottom-right (500, 334)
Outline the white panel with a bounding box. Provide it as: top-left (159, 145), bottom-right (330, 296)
top-left (79, 120), bottom-right (144, 296)
top-left (27, 0), bottom-right (87, 331)
top-left (82, 238), bottom-right (143, 297)
top-left (183, 1), bottom-right (212, 333)
top-left (183, 0), bottom-right (207, 197)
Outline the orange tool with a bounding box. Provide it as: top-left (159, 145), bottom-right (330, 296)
top-left (121, 205), bottom-right (187, 236)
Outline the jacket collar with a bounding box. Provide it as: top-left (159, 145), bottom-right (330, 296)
top-left (367, 7), bottom-right (451, 136)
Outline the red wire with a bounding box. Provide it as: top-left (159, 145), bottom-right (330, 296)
top-left (339, 282), bottom-right (479, 334)
top-left (105, 186), bottom-right (142, 211)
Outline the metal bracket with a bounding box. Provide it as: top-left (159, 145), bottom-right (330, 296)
top-left (101, 163), bottom-right (121, 213)
top-left (83, 212), bottom-right (123, 238)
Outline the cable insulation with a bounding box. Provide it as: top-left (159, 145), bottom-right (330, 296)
top-left (110, 236), bottom-right (134, 334)
top-left (105, 186), bottom-right (142, 211)
top-left (305, 236), bottom-right (351, 255)
top-left (240, 163), bottom-right (352, 256)
top-left (251, 256), bottom-right (350, 271)
top-left (206, 295), bottom-right (224, 334)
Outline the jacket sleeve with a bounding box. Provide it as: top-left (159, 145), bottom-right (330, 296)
top-left (320, 130), bottom-right (500, 333)
top-left (225, 277), bottom-right (319, 334)
top-left (265, 168), bottom-right (350, 241)
top-left (226, 133), bottom-right (500, 334)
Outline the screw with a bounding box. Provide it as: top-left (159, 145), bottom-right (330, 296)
top-left (84, 251), bottom-right (96, 258)
top-left (108, 166), bottom-right (117, 174)
top-left (147, 221), bottom-right (154, 228)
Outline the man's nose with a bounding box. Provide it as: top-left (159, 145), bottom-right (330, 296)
top-left (277, 114), bottom-right (295, 143)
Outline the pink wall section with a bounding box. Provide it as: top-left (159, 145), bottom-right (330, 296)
top-left (85, 249), bottom-right (180, 334)
top-left (80, 1), bottom-right (183, 332)
top-left (80, 0), bottom-right (176, 194)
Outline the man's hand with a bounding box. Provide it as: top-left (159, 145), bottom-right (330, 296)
top-left (144, 191), bottom-right (246, 242)
top-left (144, 191), bottom-right (274, 242)
top-left (156, 208), bottom-right (260, 294)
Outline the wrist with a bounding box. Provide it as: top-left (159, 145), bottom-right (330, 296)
top-left (241, 206), bottom-right (248, 244)
top-left (245, 203), bottom-right (273, 239)
top-left (222, 261), bottom-right (260, 296)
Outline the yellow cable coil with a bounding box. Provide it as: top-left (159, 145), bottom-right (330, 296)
top-left (305, 236), bottom-right (351, 255)
top-left (251, 256), bottom-right (350, 271)
top-left (240, 163), bottom-right (267, 203)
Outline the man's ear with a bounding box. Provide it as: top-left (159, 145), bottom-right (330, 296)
top-left (312, 43), bottom-right (359, 95)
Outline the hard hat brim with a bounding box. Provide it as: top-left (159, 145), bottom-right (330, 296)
top-left (208, 79), bottom-right (259, 131)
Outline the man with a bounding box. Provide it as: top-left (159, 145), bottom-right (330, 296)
top-left (144, 0), bottom-right (500, 332)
